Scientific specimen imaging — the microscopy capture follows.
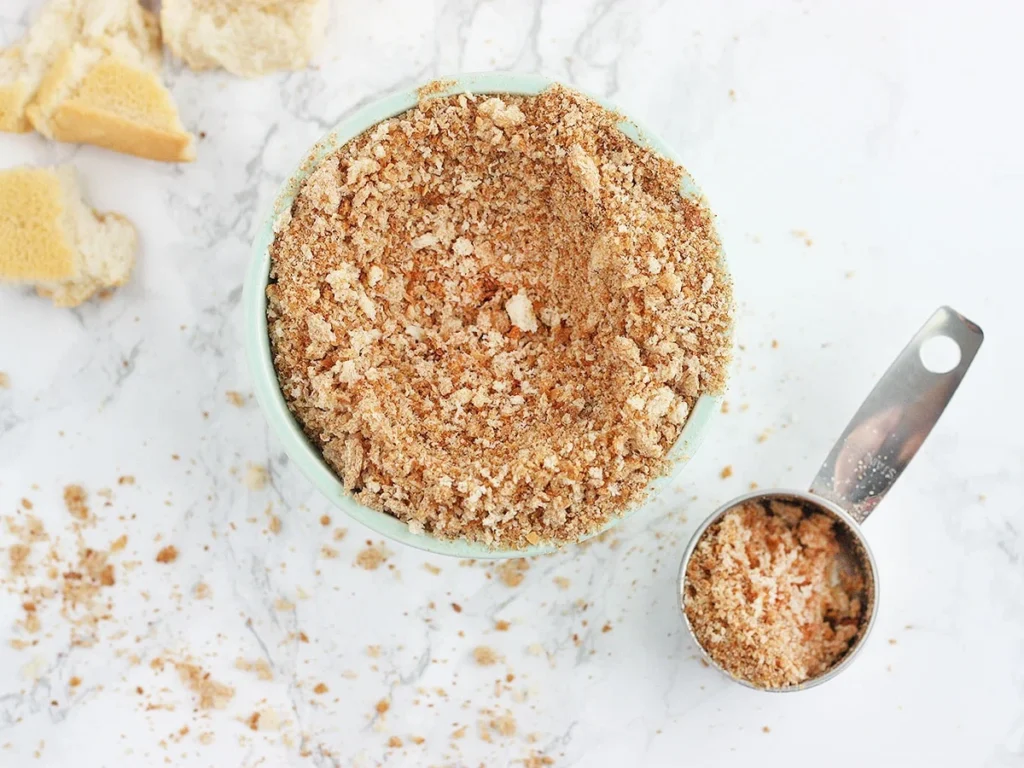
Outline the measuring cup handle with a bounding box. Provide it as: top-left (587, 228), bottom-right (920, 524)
top-left (809, 306), bottom-right (983, 524)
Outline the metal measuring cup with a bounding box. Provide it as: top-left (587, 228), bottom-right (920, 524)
top-left (677, 306), bottom-right (984, 691)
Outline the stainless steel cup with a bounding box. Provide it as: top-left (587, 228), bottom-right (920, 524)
top-left (678, 306), bottom-right (984, 691)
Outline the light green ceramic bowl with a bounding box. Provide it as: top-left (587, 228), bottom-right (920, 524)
top-left (244, 72), bottom-right (727, 559)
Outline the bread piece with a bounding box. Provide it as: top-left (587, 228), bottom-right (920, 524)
top-left (161, 0), bottom-right (329, 78)
top-left (28, 43), bottom-right (196, 162)
top-left (0, 0), bottom-right (158, 134)
top-left (0, 165), bottom-right (136, 307)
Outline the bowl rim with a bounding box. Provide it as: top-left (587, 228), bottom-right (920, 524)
top-left (243, 71), bottom-right (728, 559)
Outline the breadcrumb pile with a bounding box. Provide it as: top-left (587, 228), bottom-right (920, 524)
top-left (684, 499), bottom-right (867, 688)
top-left (268, 85), bottom-right (731, 548)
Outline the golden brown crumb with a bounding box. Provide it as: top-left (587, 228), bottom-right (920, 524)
top-left (387, 735), bottom-right (403, 748)
top-left (495, 620), bottom-right (510, 631)
top-left (313, 682), bottom-right (328, 694)
top-left (155, 546), bottom-right (178, 564)
top-left (267, 86), bottom-right (732, 549)
top-left (473, 646), bottom-right (500, 666)
top-left (496, 559), bottom-right (529, 588)
top-left (193, 582), bottom-right (211, 599)
top-left (719, 465), bottom-right (732, 479)
top-left (172, 660), bottom-right (234, 710)
top-left (409, 735), bottom-right (425, 745)
top-left (244, 464), bottom-right (269, 491)
top-left (226, 391), bottom-right (247, 407)
top-left (423, 563), bottom-right (441, 574)
top-left (684, 499), bottom-right (866, 688)
top-left (375, 698), bottom-right (390, 715)
top-left (63, 485), bottom-right (89, 521)
top-left (110, 535), bottom-right (128, 552)
top-left (117, 475), bottom-right (135, 486)
top-left (451, 603), bottom-right (462, 613)
top-left (553, 576), bottom-right (570, 590)
top-left (235, 658), bottom-right (273, 680)
top-left (0, 372), bottom-right (9, 388)
top-left (762, 726), bottom-right (771, 734)
top-left (354, 543), bottom-right (390, 570)
top-left (268, 514), bottom-right (282, 534)
top-left (319, 515), bottom-right (331, 526)
top-left (771, 339), bottom-right (779, 349)
top-left (720, 400), bottom-right (730, 414)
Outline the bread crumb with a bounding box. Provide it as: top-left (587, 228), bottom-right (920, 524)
top-left (375, 699), bottom-right (390, 715)
top-left (762, 726), bottom-right (771, 734)
top-left (235, 658), bottom-right (272, 681)
top-left (155, 546), bottom-right (178, 564)
top-left (684, 498), bottom-right (867, 688)
top-left (245, 464), bottom-right (269, 491)
top-left (319, 515), bottom-right (331, 526)
top-left (313, 682), bottom-right (328, 695)
top-left (267, 86), bottom-right (732, 549)
top-left (117, 475), bottom-right (135, 486)
top-left (387, 735), bottom-right (403, 748)
top-left (423, 563), bottom-right (441, 575)
top-left (553, 576), bottom-right (570, 590)
top-left (495, 620), bottom-right (510, 631)
top-left (354, 543), bottom-right (390, 570)
top-left (172, 659), bottom-right (234, 710)
top-left (0, 372), bottom-right (9, 388)
top-left (473, 646), bottom-right (500, 666)
top-left (496, 559), bottom-right (529, 588)
top-left (193, 582), bottom-right (211, 599)
top-left (226, 391), bottom-right (247, 406)
top-left (63, 485), bottom-right (89, 521)
top-left (719, 465), bottom-right (733, 479)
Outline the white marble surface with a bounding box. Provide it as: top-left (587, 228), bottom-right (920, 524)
top-left (1, 1), bottom-right (1022, 766)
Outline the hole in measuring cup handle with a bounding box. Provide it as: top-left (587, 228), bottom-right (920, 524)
top-left (919, 334), bottom-right (961, 374)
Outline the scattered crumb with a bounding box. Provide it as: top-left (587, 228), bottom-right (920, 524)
top-left (719, 465), bottom-right (733, 479)
top-left (451, 603), bottom-right (462, 613)
top-left (226, 391), bottom-right (247, 407)
top-left (117, 475), bottom-right (135, 486)
top-left (720, 400), bottom-right (729, 414)
top-left (473, 646), bottom-right (500, 666)
top-left (771, 339), bottom-right (779, 349)
top-left (496, 559), bottom-right (529, 588)
top-left (0, 372), bottom-right (9, 388)
top-left (245, 464), bottom-right (269, 491)
top-left (63, 485), bottom-right (89, 521)
top-left (193, 582), bottom-right (211, 599)
top-left (728, 89), bottom-right (736, 101)
top-left (553, 576), bottom-right (570, 590)
top-left (319, 515), bottom-right (331, 526)
top-left (313, 682), bottom-right (328, 695)
top-left (155, 546), bottom-right (178, 564)
top-left (423, 563), bottom-right (442, 575)
top-left (235, 658), bottom-right (273, 681)
top-left (387, 736), bottom-right (403, 748)
top-left (888, 638), bottom-right (897, 645)
top-left (375, 699), bottom-right (390, 715)
top-left (172, 659), bottom-right (234, 710)
top-left (354, 543), bottom-right (390, 570)
top-left (495, 620), bottom-right (510, 631)
top-left (791, 229), bottom-right (813, 246)
top-left (762, 726), bottom-right (771, 734)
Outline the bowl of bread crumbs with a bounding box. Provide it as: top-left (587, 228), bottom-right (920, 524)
top-left (244, 73), bottom-right (733, 557)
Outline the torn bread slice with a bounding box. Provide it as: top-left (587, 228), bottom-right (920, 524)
top-left (28, 42), bottom-right (195, 163)
top-left (0, 165), bottom-right (136, 307)
top-left (0, 0), bottom-right (158, 134)
top-left (161, 0), bottom-right (329, 78)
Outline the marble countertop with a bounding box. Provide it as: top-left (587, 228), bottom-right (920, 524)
top-left (1, 1), bottom-right (1022, 766)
